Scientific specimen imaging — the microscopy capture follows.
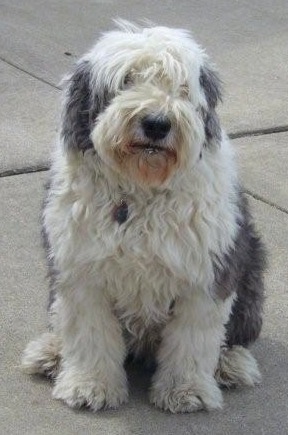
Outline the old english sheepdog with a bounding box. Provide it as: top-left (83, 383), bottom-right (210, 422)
top-left (22, 20), bottom-right (266, 413)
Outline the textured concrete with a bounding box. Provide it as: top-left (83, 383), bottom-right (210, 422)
top-left (235, 132), bottom-right (288, 212)
top-left (0, 0), bottom-right (288, 135)
top-left (0, 60), bottom-right (59, 173)
top-left (1, 1), bottom-right (288, 434)
top-left (1, 172), bottom-right (288, 435)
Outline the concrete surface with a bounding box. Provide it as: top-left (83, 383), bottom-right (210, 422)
top-left (1, 173), bottom-right (288, 435)
top-left (0, 60), bottom-right (59, 173)
top-left (1, 1), bottom-right (288, 434)
top-left (236, 132), bottom-right (288, 211)
top-left (1, 0), bottom-right (288, 141)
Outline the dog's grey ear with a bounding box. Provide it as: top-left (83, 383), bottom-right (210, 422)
top-left (61, 60), bottom-right (95, 152)
top-left (199, 65), bottom-right (223, 144)
top-left (199, 65), bottom-right (222, 109)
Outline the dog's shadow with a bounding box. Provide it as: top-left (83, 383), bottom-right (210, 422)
top-left (125, 356), bottom-right (156, 397)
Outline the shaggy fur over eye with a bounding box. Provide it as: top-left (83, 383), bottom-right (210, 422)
top-left (22, 20), bottom-right (265, 414)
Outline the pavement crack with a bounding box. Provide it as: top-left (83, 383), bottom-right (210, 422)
top-left (229, 125), bottom-right (288, 139)
top-left (0, 165), bottom-right (49, 178)
top-left (0, 56), bottom-right (61, 91)
top-left (244, 189), bottom-right (288, 215)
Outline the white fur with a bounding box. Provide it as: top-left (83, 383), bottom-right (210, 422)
top-left (22, 22), bottom-right (256, 413)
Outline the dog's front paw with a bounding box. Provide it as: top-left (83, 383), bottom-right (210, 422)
top-left (150, 376), bottom-right (223, 413)
top-left (53, 370), bottom-right (128, 411)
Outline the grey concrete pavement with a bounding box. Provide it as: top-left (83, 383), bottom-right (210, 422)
top-left (1, 0), bottom-right (288, 143)
top-left (0, 60), bottom-right (59, 174)
top-left (1, 1), bottom-right (288, 434)
top-left (1, 173), bottom-right (288, 435)
top-left (236, 132), bottom-right (288, 211)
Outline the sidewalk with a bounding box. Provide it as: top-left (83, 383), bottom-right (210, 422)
top-left (1, 1), bottom-right (288, 434)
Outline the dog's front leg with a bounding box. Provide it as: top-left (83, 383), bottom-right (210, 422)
top-left (52, 280), bottom-right (128, 411)
top-left (150, 291), bottom-right (231, 413)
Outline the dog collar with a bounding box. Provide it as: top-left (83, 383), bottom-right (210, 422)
top-left (113, 199), bottom-right (128, 225)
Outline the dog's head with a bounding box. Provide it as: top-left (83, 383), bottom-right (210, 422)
top-left (61, 20), bottom-right (222, 187)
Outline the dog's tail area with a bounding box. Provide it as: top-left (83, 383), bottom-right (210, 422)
top-left (21, 333), bottom-right (61, 379)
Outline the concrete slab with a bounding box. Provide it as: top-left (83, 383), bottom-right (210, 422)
top-left (235, 132), bottom-right (288, 212)
top-left (0, 60), bottom-right (59, 174)
top-left (1, 0), bottom-right (287, 134)
top-left (1, 172), bottom-right (288, 434)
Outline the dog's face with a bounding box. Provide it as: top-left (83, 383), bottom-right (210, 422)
top-left (62, 21), bottom-right (222, 187)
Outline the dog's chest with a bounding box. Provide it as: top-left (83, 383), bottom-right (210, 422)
top-left (96, 196), bottom-right (214, 324)
top-left (67, 177), bottom-right (232, 321)
top-left (102, 223), bottom-right (182, 324)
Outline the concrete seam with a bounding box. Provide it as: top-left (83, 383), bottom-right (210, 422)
top-left (1, 167), bottom-right (287, 216)
top-left (229, 125), bottom-right (288, 139)
top-left (244, 189), bottom-right (288, 215)
top-left (0, 56), bottom-right (61, 91)
top-left (0, 165), bottom-right (49, 178)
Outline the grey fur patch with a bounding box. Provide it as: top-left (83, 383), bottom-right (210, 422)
top-left (200, 107), bottom-right (222, 143)
top-left (199, 65), bottom-right (222, 109)
top-left (41, 180), bottom-right (58, 315)
top-left (199, 65), bottom-right (223, 144)
top-left (213, 192), bottom-right (266, 347)
top-left (61, 61), bottom-right (111, 152)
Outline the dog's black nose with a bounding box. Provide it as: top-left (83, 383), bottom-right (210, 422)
top-left (141, 115), bottom-right (171, 141)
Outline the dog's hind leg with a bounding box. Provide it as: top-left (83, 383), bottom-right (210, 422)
top-left (218, 267), bottom-right (264, 388)
top-left (225, 276), bottom-right (265, 349)
top-left (224, 195), bottom-right (266, 348)
top-left (22, 332), bottom-right (61, 379)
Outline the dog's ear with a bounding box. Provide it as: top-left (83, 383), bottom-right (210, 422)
top-left (199, 65), bottom-right (223, 144)
top-left (61, 60), bottom-right (96, 152)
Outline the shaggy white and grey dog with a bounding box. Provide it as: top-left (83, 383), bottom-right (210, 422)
top-left (22, 21), bottom-right (266, 413)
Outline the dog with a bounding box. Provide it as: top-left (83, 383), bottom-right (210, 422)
top-left (22, 20), bottom-right (266, 413)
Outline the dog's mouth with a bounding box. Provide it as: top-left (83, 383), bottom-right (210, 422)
top-left (116, 140), bottom-right (178, 186)
top-left (129, 142), bottom-right (166, 154)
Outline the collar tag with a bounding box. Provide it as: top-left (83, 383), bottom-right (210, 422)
top-left (113, 201), bottom-right (128, 225)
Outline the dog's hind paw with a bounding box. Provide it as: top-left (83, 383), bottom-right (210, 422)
top-left (21, 333), bottom-right (61, 379)
top-left (215, 345), bottom-right (261, 388)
